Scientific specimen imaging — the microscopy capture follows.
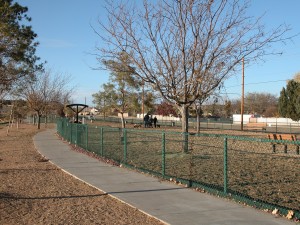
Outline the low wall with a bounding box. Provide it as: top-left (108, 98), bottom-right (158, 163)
top-left (252, 117), bottom-right (300, 126)
top-left (233, 114), bottom-right (300, 126)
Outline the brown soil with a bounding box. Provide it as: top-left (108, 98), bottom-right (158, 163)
top-left (0, 124), bottom-right (165, 225)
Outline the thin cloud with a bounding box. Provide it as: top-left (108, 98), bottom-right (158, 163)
top-left (39, 38), bottom-right (75, 48)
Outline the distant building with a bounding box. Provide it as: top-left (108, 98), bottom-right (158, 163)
top-left (232, 114), bottom-right (261, 124)
top-left (90, 107), bottom-right (99, 115)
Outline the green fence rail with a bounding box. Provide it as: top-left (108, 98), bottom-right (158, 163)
top-left (57, 118), bottom-right (300, 219)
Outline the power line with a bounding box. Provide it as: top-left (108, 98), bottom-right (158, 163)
top-left (226, 79), bottom-right (287, 89)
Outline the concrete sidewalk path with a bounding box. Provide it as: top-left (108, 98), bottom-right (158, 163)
top-left (33, 129), bottom-right (296, 225)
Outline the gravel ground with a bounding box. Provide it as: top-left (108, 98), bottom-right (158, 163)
top-left (0, 124), bottom-right (165, 225)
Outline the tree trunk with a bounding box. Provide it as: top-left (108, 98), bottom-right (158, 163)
top-left (180, 105), bottom-right (189, 153)
top-left (180, 105), bottom-right (189, 133)
top-left (196, 112), bottom-right (200, 133)
top-left (45, 114), bottom-right (48, 128)
top-left (37, 114), bottom-right (41, 129)
top-left (120, 113), bottom-right (126, 128)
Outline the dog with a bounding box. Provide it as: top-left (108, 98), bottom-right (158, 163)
top-left (133, 124), bottom-right (142, 128)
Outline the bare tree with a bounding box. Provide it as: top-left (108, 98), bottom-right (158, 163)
top-left (231, 92), bottom-right (278, 116)
top-left (244, 92), bottom-right (278, 116)
top-left (96, 0), bottom-right (291, 134)
top-left (21, 70), bottom-right (73, 129)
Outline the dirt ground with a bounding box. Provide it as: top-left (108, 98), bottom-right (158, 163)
top-left (87, 120), bottom-right (300, 217)
top-left (0, 124), bottom-right (165, 225)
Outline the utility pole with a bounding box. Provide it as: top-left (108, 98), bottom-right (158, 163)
top-left (142, 81), bottom-right (145, 116)
top-left (241, 58), bottom-right (245, 131)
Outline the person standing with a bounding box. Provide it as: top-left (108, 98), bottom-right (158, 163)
top-left (153, 116), bottom-right (158, 128)
top-left (144, 114), bottom-right (149, 128)
top-left (149, 115), bottom-right (153, 127)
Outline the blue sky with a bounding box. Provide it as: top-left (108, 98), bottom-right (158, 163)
top-left (16, 0), bottom-right (300, 106)
top-left (224, 0), bottom-right (300, 101)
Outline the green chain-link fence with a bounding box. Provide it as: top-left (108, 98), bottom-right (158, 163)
top-left (57, 118), bottom-right (300, 218)
top-left (91, 116), bottom-right (300, 134)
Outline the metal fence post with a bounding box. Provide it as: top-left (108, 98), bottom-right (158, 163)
top-left (162, 132), bottom-right (166, 177)
top-left (223, 137), bottom-right (228, 194)
top-left (70, 122), bottom-right (72, 143)
top-left (62, 119), bottom-right (64, 137)
top-left (123, 129), bottom-right (127, 164)
top-left (76, 123), bottom-right (78, 146)
top-left (86, 124), bottom-right (88, 150)
top-left (100, 127), bottom-right (104, 157)
top-left (63, 119), bottom-right (65, 138)
top-left (56, 119), bottom-right (59, 134)
top-left (60, 119), bottom-right (63, 136)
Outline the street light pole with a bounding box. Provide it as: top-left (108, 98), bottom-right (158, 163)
top-left (241, 57), bottom-right (245, 131)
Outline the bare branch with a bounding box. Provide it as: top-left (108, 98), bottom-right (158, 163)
top-left (95, 0), bottom-right (292, 132)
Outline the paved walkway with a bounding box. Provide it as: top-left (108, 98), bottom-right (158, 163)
top-left (33, 129), bottom-right (296, 225)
